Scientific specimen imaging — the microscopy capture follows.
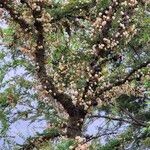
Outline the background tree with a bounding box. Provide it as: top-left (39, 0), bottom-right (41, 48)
top-left (0, 0), bottom-right (150, 149)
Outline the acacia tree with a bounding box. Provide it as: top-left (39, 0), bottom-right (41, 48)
top-left (0, 0), bottom-right (150, 149)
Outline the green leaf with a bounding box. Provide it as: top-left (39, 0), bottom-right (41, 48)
top-left (56, 139), bottom-right (75, 150)
top-left (0, 110), bottom-right (8, 134)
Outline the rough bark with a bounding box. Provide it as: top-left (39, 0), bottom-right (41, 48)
top-left (67, 116), bottom-right (84, 138)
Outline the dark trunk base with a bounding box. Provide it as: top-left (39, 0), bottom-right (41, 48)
top-left (67, 116), bottom-right (84, 138)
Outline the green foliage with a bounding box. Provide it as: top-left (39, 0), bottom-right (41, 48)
top-left (52, 45), bottom-right (69, 65)
top-left (99, 139), bottom-right (120, 150)
top-left (55, 139), bottom-right (75, 150)
top-left (89, 138), bottom-right (121, 150)
top-left (49, 0), bottom-right (94, 20)
top-left (39, 142), bottom-right (53, 150)
top-left (0, 87), bottom-right (19, 107)
top-left (0, 52), bottom-right (5, 60)
top-left (115, 94), bottom-right (145, 113)
top-left (144, 80), bottom-right (150, 89)
top-left (42, 128), bottom-right (59, 138)
top-left (96, 0), bottom-right (111, 12)
top-left (136, 8), bottom-right (150, 44)
top-left (89, 140), bottom-right (102, 150)
top-left (0, 68), bottom-right (6, 85)
top-left (0, 111), bottom-right (8, 134)
top-left (142, 137), bottom-right (150, 147)
top-left (1, 27), bottom-right (14, 43)
top-left (89, 129), bottom-right (133, 150)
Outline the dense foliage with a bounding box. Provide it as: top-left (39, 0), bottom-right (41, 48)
top-left (0, 0), bottom-right (150, 149)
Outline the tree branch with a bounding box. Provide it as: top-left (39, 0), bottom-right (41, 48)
top-left (17, 130), bottom-right (61, 150)
top-left (32, 2), bottom-right (86, 118)
top-left (0, 1), bottom-right (32, 32)
top-left (89, 114), bottom-right (146, 127)
top-left (96, 60), bottom-right (150, 95)
top-left (49, 0), bottom-right (96, 22)
top-left (82, 1), bottom-right (138, 102)
top-left (85, 132), bottom-right (117, 143)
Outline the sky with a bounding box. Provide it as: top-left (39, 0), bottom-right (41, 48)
top-left (0, 22), bottom-right (47, 149)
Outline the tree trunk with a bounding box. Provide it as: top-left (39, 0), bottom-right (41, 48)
top-left (67, 116), bottom-right (84, 138)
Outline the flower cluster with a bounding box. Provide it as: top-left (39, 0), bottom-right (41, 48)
top-left (69, 136), bottom-right (89, 150)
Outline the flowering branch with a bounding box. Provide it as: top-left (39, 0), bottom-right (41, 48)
top-left (0, 1), bottom-right (32, 32)
top-left (97, 59), bottom-right (150, 95)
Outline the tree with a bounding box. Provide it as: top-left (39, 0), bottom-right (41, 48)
top-left (0, 0), bottom-right (150, 149)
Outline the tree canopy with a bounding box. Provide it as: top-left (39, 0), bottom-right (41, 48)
top-left (0, 0), bottom-right (150, 149)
